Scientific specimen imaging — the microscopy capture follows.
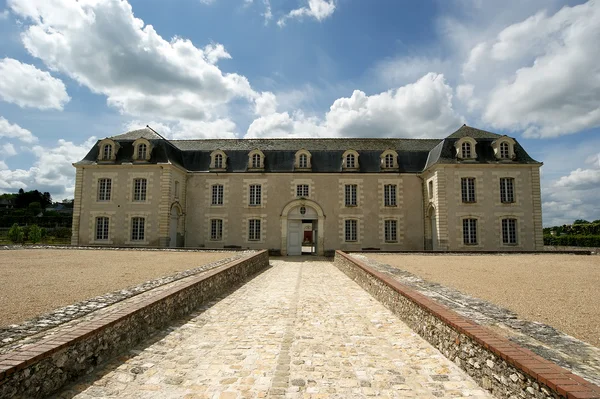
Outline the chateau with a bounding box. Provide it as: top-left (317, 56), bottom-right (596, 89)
top-left (71, 125), bottom-right (543, 255)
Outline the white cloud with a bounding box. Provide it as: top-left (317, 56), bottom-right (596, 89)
top-left (278, 0), bottom-right (335, 26)
top-left (254, 91), bottom-right (278, 116)
top-left (0, 116), bottom-right (38, 143)
top-left (1, 143), bottom-right (17, 157)
top-left (8, 0), bottom-right (258, 122)
top-left (554, 168), bottom-right (600, 191)
top-left (0, 58), bottom-right (70, 110)
top-left (0, 9), bottom-right (9, 19)
top-left (124, 119), bottom-right (237, 140)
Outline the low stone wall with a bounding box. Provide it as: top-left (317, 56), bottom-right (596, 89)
top-left (334, 250), bottom-right (600, 399)
top-left (0, 250), bottom-right (269, 399)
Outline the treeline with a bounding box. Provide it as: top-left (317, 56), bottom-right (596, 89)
top-left (0, 189), bottom-right (73, 228)
top-left (543, 220), bottom-right (600, 247)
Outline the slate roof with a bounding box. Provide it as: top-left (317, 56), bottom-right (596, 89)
top-left (75, 124), bottom-right (541, 172)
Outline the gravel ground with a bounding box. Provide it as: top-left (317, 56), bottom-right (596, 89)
top-left (0, 249), bottom-right (236, 327)
top-left (366, 254), bottom-right (600, 347)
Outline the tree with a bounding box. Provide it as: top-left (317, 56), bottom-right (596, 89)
top-left (573, 219), bottom-right (590, 225)
top-left (7, 223), bottom-right (24, 243)
top-left (29, 225), bottom-right (42, 244)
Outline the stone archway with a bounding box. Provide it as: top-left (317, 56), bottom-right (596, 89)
top-left (280, 199), bottom-right (325, 256)
top-left (169, 202), bottom-right (183, 248)
top-left (426, 204), bottom-right (438, 251)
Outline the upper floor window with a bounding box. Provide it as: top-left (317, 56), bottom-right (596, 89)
top-left (248, 219), bottom-right (261, 241)
top-left (131, 217), bottom-right (145, 241)
top-left (492, 136), bottom-right (515, 160)
top-left (428, 180), bottom-right (434, 199)
top-left (210, 219), bottom-right (223, 241)
top-left (455, 137), bottom-right (477, 160)
top-left (344, 184), bottom-right (357, 206)
top-left (299, 154), bottom-right (308, 168)
top-left (461, 142), bottom-right (472, 159)
top-left (102, 144), bottom-right (112, 161)
top-left (500, 142), bottom-right (510, 159)
top-left (384, 184), bottom-right (397, 207)
top-left (133, 178), bottom-right (147, 202)
top-left (346, 154), bottom-right (356, 168)
top-left (212, 184), bottom-right (224, 205)
top-left (463, 218), bottom-right (478, 245)
top-left (384, 219), bottom-right (397, 242)
top-left (385, 154), bottom-right (394, 168)
top-left (461, 177), bottom-right (476, 203)
top-left (248, 149), bottom-right (265, 169)
top-left (500, 177), bottom-right (515, 203)
top-left (214, 153), bottom-right (223, 169)
top-left (97, 178), bottom-right (112, 201)
top-left (380, 150), bottom-right (398, 170)
top-left (342, 150), bottom-right (359, 170)
top-left (174, 181), bottom-right (180, 199)
top-left (296, 184), bottom-right (309, 198)
top-left (252, 154), bottom-right (261, 168)
top-left (137, 143), bottom-right (147, 160)
top-left (345, 219), bottom-right (358, 242)
top-left (95, 217), bottom-right (109, 241)
top-left (249, 184), bottom-right (262, 206)
top-left (502, 218), bottom-right (518, 244)
top-left (294, 149), bottom-right (312, 170)
top-left (210, 150), bottom-right (227, 170)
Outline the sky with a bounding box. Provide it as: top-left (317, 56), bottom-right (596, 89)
top-left (0, 0), bottom-right (598, 226)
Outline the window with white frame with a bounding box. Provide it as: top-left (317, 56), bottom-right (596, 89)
top-left (214, 153), bottom-right (224, 169)
top-left (95, 217), bottom-right (109, 240)
top-left (248, 219), bottom-right (261, 241)
top-left (131, 217), bottom-right (145, 241)
top-left (384, 153), bottom-right (394, 168)
top-left (251, 153), bottom-right (261, 168)
top-left (461, 142), bottom-right (472, 159)
top-left (384, 219), bottom-right (397, 242)
top-left (344, 184), bottom-right (357, 206)
top-left (102, 144), bottom-right (112, 160)
top-left (299, 154), bottom-right (308, 168)
top-left (500, 177), bottom-right (515, 203)
top-left (345, 219), bottom-right (358, 242)
top-left (461, 177), bottom-right (476, 203)
top-left (249, 184), bottom-right (262, 206)
top-left (502, 218), bottom-right (517, 244)
top-left (384, 184), bottom-right (397, 207)
top-left (133, 178), bottom-right (147, 201)
top-left (97, 178), bottom-right (112, 201)
top-left (296, 184), bottom-right (309, 198)
top-left (500, 142), bottom-right (510, 159)
top-left (346, 154), bottom-right (356, 168)
top-left (210, 219), bottom-right (223, 241)
top-left (463, 218), bottom-right (478, 245)
top-left (211, 184), bottom-right (224, 205)
top-left (137, 143), bottom-right (147, 160)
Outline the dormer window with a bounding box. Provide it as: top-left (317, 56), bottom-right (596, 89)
top-left (461, 142), bottom-right (472, 159)
top-left (346, 154), bottom-right (355, 168)
top-left (491, 136), bottom-right (516, 161)
top-left (248, 149), bottom-right (265, 170)
top-left (103, 144), bottom-right (112, 160)
top-left (342, 150), bottom-right (359, 170)
top-left (137, 143), bottom-right (147, 160)
top-left (294, 149), bottom-right (312, 170)
top-left (97, 139), bottom-right (119, 162)
top-left (210, 150), bottom-right (228, 170)
top-left (384, 154), bottom-right (394, 168)
top-left (380, 149), bottom-right (398, 170)
top-left (500, 142), bottom-right (509, 159)
top-left (215, 153), bottom-right (223, 168)
top-left (455, 137), bottom-right (477, 160)
top-left (132, 138), bottom-right (152, 162)
top-left (252, 154), bottom-right (261, 168)
top-left (299, 154), bottom-right (308, 168)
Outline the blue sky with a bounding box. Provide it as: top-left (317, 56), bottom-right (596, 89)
top-left (0, 0), bottom-right (598, 226)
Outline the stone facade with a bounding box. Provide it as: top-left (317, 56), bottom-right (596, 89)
top-left (72, 125), bottom-right (544, 253)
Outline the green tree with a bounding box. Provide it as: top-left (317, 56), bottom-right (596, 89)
top-left (7, 223), bottom-right (24, 243)
top-left (573, 219), bottom-right (590, 225)
top-left (29, 224), bottom-right (42, 244)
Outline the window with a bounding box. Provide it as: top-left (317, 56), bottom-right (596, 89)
top-left (346, 154), bottom-right (356, 168)
top-left (500, 177), bottom-right (515, 203)
top-left (131, 217), bottom-right (145, 241)
top-left (502, 218), bottom-right (517, 244)
top-left (296, 184), bottom-right (309, 198)
top-left (299, 154), bottom-right (308, 168)
top-left (461, 142), bottom-right (472, 159)
top-left (463, 218), bottom-right (478, 245)
top-left (102, 144), bottom-right (112, 160)
top-left (174, 181), bottom-right (180, 199)
top-left (210, 219), bottom-right (223, 241)
top-left (384, 220), bottom-right (397, 242)
top-left (384, 153), bottom-right (394, 168)
top-left (251, 153), bottom-right (261, 168)
top-left (384, 184), bottom-right (397, 207)
top-left (211, 184), bottom-right (224, 205)
top-left (97, 178), bottom-right (112, 201)
top-left (214, 153), bottom-right (223, 169)
top-left (133, 178), bottom-right (147, 202)
top-left (345, 219), bottom-right (358, 242)
top-left (428, 180), bottom-right (434, 199)
top-left (500, 142), bottom-right (510, 159)
top-left (248, 219), bottom-right (261, 241)
top-left (249, 184), bottom-right (262, 206)
top-left (137, 143), bottom-right (147, 160)
top-left (95, 217), bottom-right (109, 240)
top-left (461, 177), bottom-right (476, 203)
top-left (344, 184), bottom-right (357, 206)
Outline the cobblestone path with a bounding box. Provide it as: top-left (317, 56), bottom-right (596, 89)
top-left (56, 259), bottom-right (492, 399)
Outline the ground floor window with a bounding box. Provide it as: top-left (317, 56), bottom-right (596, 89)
top-left (462, 218), bottom-right (478, 245)
top-left (95, 217), bottom-right (109, 240)
top-left (384, 219), bottom-right (397, 242)
top-left (131, 217), bottom-right (145, 241)
top-left (210, 219), bottom-right (223, 241)
top-left (502, 218), bottom-right (518, 244)
top-left (345, 219), bottom-right (357, 242)
top-left (248, 219), bottom-right (261, 241)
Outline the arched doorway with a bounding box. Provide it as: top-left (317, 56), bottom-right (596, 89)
top-left (281, 199), bottom-right (325, 256)
top-left (426, 205), bottom-right (438, 250)
top-left (169, 203), bottom-right (183, 248)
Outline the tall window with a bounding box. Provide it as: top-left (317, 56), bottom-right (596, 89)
top-left (299, 154), bottom-right (308, 168)
top-left (502, 218), bottom-right (517, 244)
top-left (500, 177), bottom-right (515, 203)
top-left (346, 154), bottom-right (356, 168)
top-left (212, 184), bottom-right (224, 205)
top-left (210, 219), bottom-right (223, 241)
top-left (97, 178), bottom-right (112, 201)
top-left (384, 153), bottom-right (394, 168)
top-left (137, 143), bottom-right (147, 160)
top-left (249, 184), bottom-right (262, 206)
top-left (174, 181), bottom-right (180, 199)
top-left (102, 144), bottom-right (112, 160)
top-left (133, 178), bottom-right (147, 202)
top-left (428, 180), bottom-right (434, 199)
top-left (344, 184), bottom-right (357, 206)
top-left (296, 184), bottom-right (309, 198)
top-left (345, 219), bottom-right (358, 242)
top-left (384, 220), bottom-right (397, 242)
top-left (214, 153), bottom-right (223, 169)
top-left (463, 218), bottom-right (478, 245)
top-left (461, 142), bottom-right (471, 159)
top-left (95, 217), bottom-right (109, 240)
top-left (461, 177), bottom-right (476, 203)
top-left (251, 153), bottom-right (261, 168)
top-left (248, 219), bottom-right (261, 241)
top-left (500, 142), bottom-right (510, 159)
top-left (131, 217), bottom-right (145, 241)
top-left (384, 184), bottom-right (397, 207)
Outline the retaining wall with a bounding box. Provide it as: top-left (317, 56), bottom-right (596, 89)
top-left (334, 250), bottom-right (600, 399)
top-left (0, 250), bottom-right (269, 398)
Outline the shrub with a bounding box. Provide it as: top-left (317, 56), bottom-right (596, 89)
top-left (544, 234), bottom-right (600, 247)
top-left (7, 223), bottom-right (24, 243)
top-left (51, 227), bottom-right (72, 239)
top-left (29, 224), bottom-right (42, 244)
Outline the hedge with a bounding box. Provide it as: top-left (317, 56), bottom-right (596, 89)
top-left (544, 234), bottom-right (600, 247)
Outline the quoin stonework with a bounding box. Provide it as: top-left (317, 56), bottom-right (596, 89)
top-left (71, 124), bottom-right (543, 255)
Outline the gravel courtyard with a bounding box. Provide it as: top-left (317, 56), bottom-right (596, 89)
top-left (0, 249), bottom-right (237, 327)
top-left (366, 254), bottom-right (600, 347)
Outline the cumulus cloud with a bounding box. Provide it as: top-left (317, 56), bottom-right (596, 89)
top-left (124, 119), bottom-right (237, 140)
top-left (0, 117), bottom-right (38, 143)
top-left (278, 0), bottom-right (335, 26)
top-left (554, 168), bottom-right (600, 191)
top-left (8, 0), bottom-right (257, 122)
top-left (0, 58), bottom-right (70, 110)
top-left (1, 143), bottom-right (17, 157)
top-left (254, 91), bottom-right (278, 116)
top-left (0, 9), bottom-right (9, 19)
